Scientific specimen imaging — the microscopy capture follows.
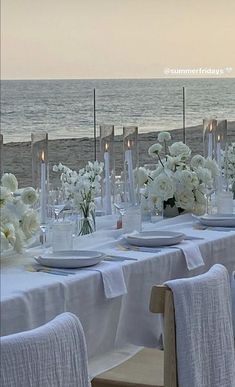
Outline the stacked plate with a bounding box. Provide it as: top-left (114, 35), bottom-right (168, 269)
top-left (124, 231), bottom-right (185, 247)
top-left (198, 214), bottom-right (235, 227)
top-left (35, 250), bottom-right (105, 268)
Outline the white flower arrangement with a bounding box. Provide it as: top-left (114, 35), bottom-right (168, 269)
top-left (221, 142), bottom-right (235, 188)
top-left (53, 161), bottom-right (104, 235)
top-left (139, 132), bottom-right (219, 215)
top-left (0, 174), bottom-right (39, 254)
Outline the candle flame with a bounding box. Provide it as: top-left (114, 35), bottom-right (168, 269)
top-left (218, 134), bottom-right (220, 142)
top-left (41, 150), bottom-right (45, 162)
top-left (105, 143), bottom-right (108, 151)
top-left (127, 140), bottom-right (131, 149)
top-left (209, 124), bottom-right (213, 132)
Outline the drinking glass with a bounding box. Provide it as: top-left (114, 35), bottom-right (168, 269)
top-left (49, 188), bottom-right (65, 221)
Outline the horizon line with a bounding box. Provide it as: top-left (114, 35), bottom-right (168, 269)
top-left (1, 76), bottom-right (235, 82)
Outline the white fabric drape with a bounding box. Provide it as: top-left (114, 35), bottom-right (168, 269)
top-left (166, 264), bottom-right (235, 387)
top-left (1, 312), bottom-right (91, 387)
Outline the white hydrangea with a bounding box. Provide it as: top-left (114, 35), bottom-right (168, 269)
top-left (1, 173), bottom-right (18, 193)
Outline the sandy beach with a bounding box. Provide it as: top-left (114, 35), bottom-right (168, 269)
top-left (2, 122), bottom-right (235, 187)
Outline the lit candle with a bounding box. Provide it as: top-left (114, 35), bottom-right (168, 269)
top-left (40, 151), bottom-right (46, 224)
top-left (208, 123), bottom-right (213, 158)
top-left (125, 140), bottom-right (136, 204)
top-left (104, 143), bottom-right (112, 215)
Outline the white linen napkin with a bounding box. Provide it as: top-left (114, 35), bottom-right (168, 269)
top-left (84, 261), bottom-right (127, 299)
top-left (172, 240), bottom-right (205, 270)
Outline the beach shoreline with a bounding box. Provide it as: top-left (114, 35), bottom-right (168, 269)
top-left (2, 122), bottom-right (235, 187)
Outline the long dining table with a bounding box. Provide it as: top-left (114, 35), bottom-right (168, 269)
top-left (1, 213), bottom-right (235, 377)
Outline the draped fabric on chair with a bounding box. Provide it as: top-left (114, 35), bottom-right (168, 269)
top-left (166, 264), bottom-right (235, 387)
top-left (1, 312), bottom-right (91, 387)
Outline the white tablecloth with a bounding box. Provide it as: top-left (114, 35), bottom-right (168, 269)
top-left (1, 214), bottom-right (235, 377)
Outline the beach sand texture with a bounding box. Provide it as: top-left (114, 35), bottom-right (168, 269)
top-left (2, 122), bottom-right (235, 187)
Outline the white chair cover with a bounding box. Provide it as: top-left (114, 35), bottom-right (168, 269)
top-left (1, 312), bottom-right (91, 387)
top-left (165, 264), bottom-right (235, 387)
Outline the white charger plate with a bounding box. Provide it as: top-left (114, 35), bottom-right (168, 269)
top-left (35, 250), bottom-right (105, 268)
top-left (198, 214), bottom-right (235, 227)
top-left (124, 231), bottom-right (185, 247)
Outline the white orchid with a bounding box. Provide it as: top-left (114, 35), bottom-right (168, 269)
top-left (53, 161), bottom-right (103, 235)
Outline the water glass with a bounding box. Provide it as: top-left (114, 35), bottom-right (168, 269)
top-left (52, 221), bottom-right (74, 252)
top-left (216, 191), bottom-right (233, 214)
top-left (122, 205), bottom-right (142, 233)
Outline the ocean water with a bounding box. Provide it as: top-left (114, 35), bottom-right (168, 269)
top-left (1, 78), bottom-right (235, 143)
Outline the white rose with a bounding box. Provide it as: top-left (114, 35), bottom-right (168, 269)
top-left (193, 202), bottom-right (206, 216)
top-left (169, 142), bottom-right (191, 160)
top-left (195, 190), bottom-right (206, 205)
top-left (0, 186), bottom-right (11, 207)
top-left (205, 158), bottom-right (220, 178)
top-left (21, 210), bottom-right (39, 239)
top-left (158, 131), bottom-right (171, 143)
top-left (191, 155), bottom-right (206, 170)
top-left (174, 169), bottom-right (195, 192)
top-left (175, 191), bottom-right (195, 211)
top-left (150, 173), bottom-right (175, 201)
top-left (148, 143), bottom-right (163, 158)
top-left (196, 167), bottom-right (212, 185)
top-left (1, 223), bottom-right (16, 246)
top-left (165, 156), bottom-right (182, 171)
top-left (1, 173), bottom-right (18, 192)
top-left (135, 167), bottom-right (148, 187)
top-left (21, 187), bottom-right (38, 205)
top-left (0, 231), bottom-right (10, 252)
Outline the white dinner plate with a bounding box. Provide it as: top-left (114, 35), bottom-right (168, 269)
top-left (124, 231), bottom-right (185, 247)
top-left (198, 214), bottom-right (235, 227)
top-left (35, 250), bottom-right (105, 268)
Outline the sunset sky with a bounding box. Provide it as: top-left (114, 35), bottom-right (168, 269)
top-left (1, 0), bottom-right (235, 79)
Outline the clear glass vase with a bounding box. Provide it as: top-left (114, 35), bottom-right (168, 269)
top-left (78, 208), bottom-right (96, 236)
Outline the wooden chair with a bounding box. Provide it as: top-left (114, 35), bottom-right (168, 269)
top-left (91, 285), bottom-right (178, 387)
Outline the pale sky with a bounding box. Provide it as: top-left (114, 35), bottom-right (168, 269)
top-left (1, 0), bottom-right (235, 79)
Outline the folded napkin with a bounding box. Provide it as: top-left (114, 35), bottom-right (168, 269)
top-left (173, 241), bottom-right (204, 270)
top-left (84, 261), bottom-right (127, 299)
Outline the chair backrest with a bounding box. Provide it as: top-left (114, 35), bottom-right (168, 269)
top-left (150, 285), bottom-right (178, 387)
top-left (150, 265), bottom-right (235, 387)
top-left (1, 312), bottom-right (91, 387)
